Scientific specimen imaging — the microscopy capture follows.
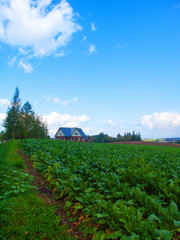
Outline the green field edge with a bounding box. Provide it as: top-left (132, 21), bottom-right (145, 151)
top-left (0, 140), bottom-right (75, 240)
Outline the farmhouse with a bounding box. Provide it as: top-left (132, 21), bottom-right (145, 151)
top-left (55, 127), bottom-right (88, 142)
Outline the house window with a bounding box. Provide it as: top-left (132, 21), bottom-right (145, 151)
top-left (69, 138), bottom-right (74, 141)
top-left (75, 133), bottom-right (78, 135)
top-left (82, 138), bottom-right (85, 141)
top-left (77, 138), bottom-right (80, 141)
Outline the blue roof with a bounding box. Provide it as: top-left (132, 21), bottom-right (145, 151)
top-left (55, 127), bottom-right (87, 138)
top-left (78, 128), bottom-right (87, 138)
top-left (61, 127), bottom-right (76, 137)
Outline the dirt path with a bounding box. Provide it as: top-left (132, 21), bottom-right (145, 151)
top-left (18, 150), bottom-right (91, 240)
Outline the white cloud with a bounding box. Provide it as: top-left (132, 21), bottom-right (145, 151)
top-left (18, 59), bottom-right (33, 73)
top-left (7, 56), bottom-right (16, 66)
top-left (19, 47), bottom-right (30, 55)
top-left (82, 36), bottom-right (87, 41)
top-left (33, 102), bottom-right (37, 107)
top-left (52, 97), bottom-right (61, 104)
top-left (43, 112), bottom-right (90, 126)
top-left (42, 111), bottom-right (90, 136)
top-left (0, 113), bottom-right (6, 125)
top-left (89, 44), bottom-right (96, 54)
top-left (0, 99), bottom-right (10, 107)
top-left (44, 95), bottom-right (78, 106)
top-left (72, 97), bottom-right (78, 102)
top-left (55, 50), bottom-right (65, 57)
top-left (91, 22), bottom-right (97, 31)
top-left (115, 42), bottom-right (129, 49)
top-left (0, 0), bottom-right (81, 70)
top-left (106, 119), bottom-right (122, 128)
top-left (140, 112), bottom-right (180, 129)
top-left (83, 127), bottom-right (100, 136)
top-left (43, 95), bottom-right (52, 101)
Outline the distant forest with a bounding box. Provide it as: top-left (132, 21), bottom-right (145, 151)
top-left (91, 131), bottom-right (141, 143)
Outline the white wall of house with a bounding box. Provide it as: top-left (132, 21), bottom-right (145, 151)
top-left (72, 129), bottom-right (82, 137)
top-left (56, 129), bottom-right (65, 137)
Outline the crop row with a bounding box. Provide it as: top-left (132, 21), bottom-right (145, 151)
top-left (22, 139), bottom-right (180, 240)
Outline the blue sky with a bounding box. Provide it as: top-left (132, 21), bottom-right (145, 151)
top-left (0, 0), bottom-right (180, 138)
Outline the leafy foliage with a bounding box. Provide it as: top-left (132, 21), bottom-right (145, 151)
top-left (0, 141), bottom-right (72, 240)
top-left (3, 87), bottom-right (48, 140)
top-left (91, 131), bottom-right (141, 143)
top-left (22, 139), bottom-right (180, 239)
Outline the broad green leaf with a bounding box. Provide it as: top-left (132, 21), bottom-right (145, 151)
top-left (169, 202), bottom-right (178, 218)
top-left (173, 220), bottom-right (180, 227)
top-left (105, 230), bottom-right (123, 239)
top-left (148, 214), bottom-right (160, 224)
top-left (96, 213), bottom-right (108, 218)
top-left (155, 230), bottom-right (171, 240)
top-left (93, 231), bottom-right (106, 240)
top-left (111, 192), bottom-right (124, 198)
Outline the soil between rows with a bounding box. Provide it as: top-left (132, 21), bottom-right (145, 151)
top-left (18, 150), bottom-right (91, 240)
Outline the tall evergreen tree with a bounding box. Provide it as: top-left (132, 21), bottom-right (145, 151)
top-left (3, 87), bottom-right (22, 139)
top-left (21, 101), bottom-right (35, 138)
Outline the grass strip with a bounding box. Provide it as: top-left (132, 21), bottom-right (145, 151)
top-left (0, 140), bottom-right (73, 240)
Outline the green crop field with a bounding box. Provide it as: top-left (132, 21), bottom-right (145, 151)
top-left (22, 139), bottom-right (180, 240)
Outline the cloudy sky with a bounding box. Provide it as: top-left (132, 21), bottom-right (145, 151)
top-left (0, 0), bottom-right (180, 138)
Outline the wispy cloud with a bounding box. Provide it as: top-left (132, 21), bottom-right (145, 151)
top-left (43, 95), bottom-right (52, 102)
top-left (89, 44), bottom-right (97, 54)
top-left (0, 99), bottom-right (10, 107)
top-left (115, 42), bottom-right (129, 49)
top-left (0, 0), bottom-right (81, 71)
top-left (18, 59), bottom-right (33, 74)
top-left (82, 36), bottom-right (87, 41)
top-left (140, 112), bottom-right (180, 129)
top-left (43, 95), bottom-right (78, 106)
top-left (55, 50), bottom-right (66, 58)
top-left (19, 47), bottom-right (30, 55)
top-left (105, 119), bottom-right (122, 128)
top-left (0, 113), bottom-right (6, 126)
top-left (91, 22), bottom-right (97, 31)
top-left (7, 56), bottom-right (16, 66)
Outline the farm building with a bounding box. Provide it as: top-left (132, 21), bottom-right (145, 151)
top-left (55, 127), bottom-right (88, 142)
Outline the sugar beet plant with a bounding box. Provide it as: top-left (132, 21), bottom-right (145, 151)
top-left (22, 139), bottom-right (180, 240)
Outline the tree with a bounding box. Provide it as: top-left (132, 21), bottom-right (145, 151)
top-left (22, 101), bottom-right (34, 114)
top-left (0, 131), bottom-right (5, 142)
top-left (91, 132), bottom-right (116, 143)
top-left (3, 87), bottom-right (48, 139)
top-left (3, 87), bottom-right (22, 139)
top-left (20, 102), bottom-right (33, 138)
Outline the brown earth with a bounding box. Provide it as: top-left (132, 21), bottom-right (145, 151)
top-left (111, 141), bottom-right (180, 147)
top-left (18, 150), bottom-right (91, 240)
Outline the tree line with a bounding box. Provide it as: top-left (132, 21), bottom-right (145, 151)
top-left (91, 131), bottom-right (141, 143)
top-left (1, 87), bottom-right (48, 140)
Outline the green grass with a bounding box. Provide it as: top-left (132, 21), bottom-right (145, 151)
top-left (1, 194), bottom-right (69, 240)
top-left (0, 140), bottom-right (72, 240)
top-left (0, 140), bottom-right (25, 170)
